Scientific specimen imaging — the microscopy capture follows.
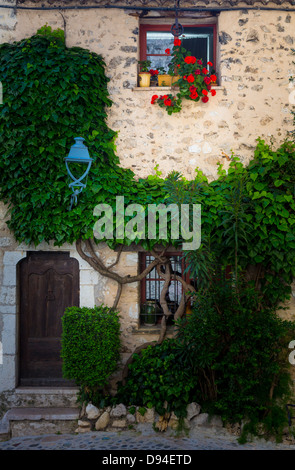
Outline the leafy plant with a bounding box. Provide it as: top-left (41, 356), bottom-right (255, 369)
top-left (113, 339), bottom-right (198, 418)
top-left (61, 305), bottom-right (121, 400)
top-left (151, 37), bottom-right (217, 114)
top-left (138, 60), bottom-right (152, 72)
top-left (176, 279), bottom-right (295, 439)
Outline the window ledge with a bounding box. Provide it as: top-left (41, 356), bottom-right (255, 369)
top-left (133, 325), bottom-right (175, 335)
top-left (132, 85), bottom-right (224, 91)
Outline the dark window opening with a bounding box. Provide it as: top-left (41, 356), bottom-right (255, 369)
top-left (140, 252), bottom-right (194, 326)
top-left (140, 24), bottom-right (217, 74)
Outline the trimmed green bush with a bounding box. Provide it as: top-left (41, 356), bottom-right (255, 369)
top-left (61, 306), bottom-right (121, 391)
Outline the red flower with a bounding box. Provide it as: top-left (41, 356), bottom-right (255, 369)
top-left (190, 92), bottom-right (199, 100)
top-left (164, 98), bottom-right (172, 106)
top-left (204, 76), bottom-right (211, 85)
top-left (184, 56), bottom-right (197, 65)
top-left (210, 74), bottom-right (217, 82)
top-left (202, 90), bottom-right (208, 95)
top-left (211, 89), bottom-right (216, 96)
top-left (151, 94), bottom-right (158, 104)
top-left (165, 48), bottom-right (171, 55)
top-left (149, 69), bottom-right (159, 76)
top-left (189, 85), bottom-right (197, 93)
top-left (174, 38), bottom-right (181, 46)
top-left (202, 68), bottom-right (209, 75)
top-left (207, 61), bottom-right (213, 66)
top-left (202, 96), bottom-right (209, 103)
top-left (197, 59), bottom-right (203, 65)
top-left (187, 74), bottom-right (195, 83)
top-left (195, 69), bottom-right (201, 75)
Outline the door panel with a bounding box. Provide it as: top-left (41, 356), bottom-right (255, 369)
top-left (19, 252), bottom-right (79, 386)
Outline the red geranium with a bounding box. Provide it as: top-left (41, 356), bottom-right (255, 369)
top-left (210, 74), bottom-right (217, 82)
top-left (187, 74), bottom-right (195, 83)
top-left (174, 38), bottom-right (181, 46)
top-left (202, 96), bottom-right (209, 103)
top-left (211, 89), bottom-right (216, 96)
top-left (184, 56), bottom-right (197, 65)
top-left (202, 68), bottom-right (209, 75)
top-left (151, 94), bottom-right (158, 104)
top-left (202, 90), bottom-right (208, 96)
top-left (165, 48), bottom-right (171, 55)
top-left (207, 61), bottom-right (213, 66)
top-left (164, 98), bottom-right (172, 106)
top-left (204, 76), bottom-right (211, 85)
top-left (195, 69), bottom-right (201, 75)
top-left (190, 92), bottom-right (199, 100)
top-left (189, 85), bottom-right (197, 93)
top-left (149, 69), bottom-right (159, 76)
top-left (197, 59), bottom-right (203, 65)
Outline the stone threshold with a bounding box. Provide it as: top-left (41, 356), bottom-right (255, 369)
top-left (15, 387), bottom-right (79, 395)
top-left (0, 407), bottom-right (80, 441)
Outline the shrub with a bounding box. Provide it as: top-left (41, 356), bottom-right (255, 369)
top-left (176, 279), bottom-right (295, 440)
top-left (61, 305), bottom-right (121, 395)
top-left (114, 339), bottom-right (198, 418)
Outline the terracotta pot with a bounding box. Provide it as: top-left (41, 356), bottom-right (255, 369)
top-left (158, 74), bottom-right (172, 87)
top-left (138, 72), bottom-right (151, 87)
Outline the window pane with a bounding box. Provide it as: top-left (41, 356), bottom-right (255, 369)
top-left (146, 31), bottom-right (174, 54)
top-left (145, 26), bottom-right (214, 71)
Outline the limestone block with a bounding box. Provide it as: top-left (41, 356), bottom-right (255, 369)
top-left (95, 411), bottom-right (110, 431)
top-left (0, 286), bottom-right (16, 305)
top-left (2, 314), bottom-right (16, 355)
top-left (86, 404), bottom-right (100, 420)
top-left (110, 403), bottom-right (127, 418)
top-left (79, 285), bottom-right (94, 308)
top-left (136, 407), bottom-right (155, 424)
top-left (186, 402), bottom-right (201, 421)
top-left (126, 413), bottom-right (136, 424)
top-left (112, 419), bottom-right (127, 428)
top-left (3, 265), bottom-right (17, 287)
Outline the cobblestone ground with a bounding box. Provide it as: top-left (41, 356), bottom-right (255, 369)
top-left (0, 428), bottom-right (294, 451)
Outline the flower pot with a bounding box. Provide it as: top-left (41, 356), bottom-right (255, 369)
top-left (138, 72), bottom-right (151, 87)
top-left (158, 74), bottom-right (172, 87)
top-left (171, 75), bottom-right (181, 86)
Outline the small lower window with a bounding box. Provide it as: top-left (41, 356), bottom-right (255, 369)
top-left (140, 252), bottom-right (193, 326)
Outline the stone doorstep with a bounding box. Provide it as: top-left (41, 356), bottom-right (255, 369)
top-left (0, 407), bottom-right (80, 440)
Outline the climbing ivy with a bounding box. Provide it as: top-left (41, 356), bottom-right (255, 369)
top-left (0, 26), bottom-right (168, 248)
top-left (0, 27), bottom-right (294, 309)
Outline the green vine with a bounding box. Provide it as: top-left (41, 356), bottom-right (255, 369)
top-left (0, 27), bottom-right (294, 308)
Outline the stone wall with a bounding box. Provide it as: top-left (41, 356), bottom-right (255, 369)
top-left (0, 5), bottom-right (294, 180)
top-left (0, 3), bottom-right (294, 395)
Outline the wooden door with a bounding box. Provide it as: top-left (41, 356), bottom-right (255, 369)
top-left (19, 252), bottom-right (79, 386)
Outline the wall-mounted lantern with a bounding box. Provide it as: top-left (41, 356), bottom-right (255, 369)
top-left (171, 0), bottom-right (184, 37)
top-left (65, 137), bottom-right (93, 210)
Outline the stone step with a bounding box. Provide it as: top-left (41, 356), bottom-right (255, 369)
top-left (14, 387), bottom-right (80, 409)
top-left (0, 407), bottom-right (80, 440)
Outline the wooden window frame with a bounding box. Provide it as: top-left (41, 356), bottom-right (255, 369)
top-left (139, 23), bottom-right (217, 72)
